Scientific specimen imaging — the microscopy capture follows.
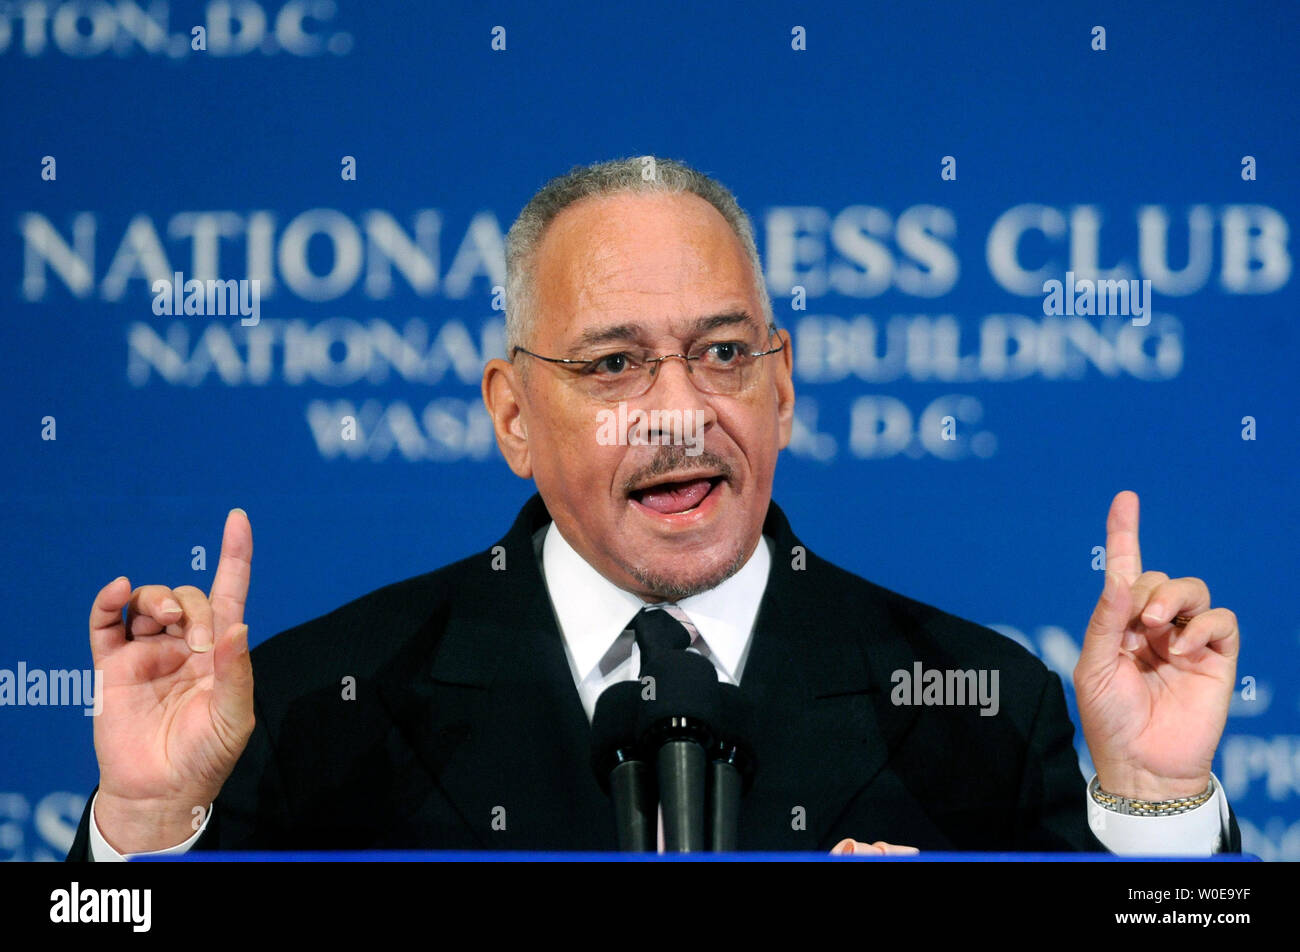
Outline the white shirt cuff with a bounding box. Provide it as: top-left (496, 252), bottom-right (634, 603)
top-left (88, 791), bottom-right (213, 862)
top-left (1086, 772), bottom-right (1231, 856)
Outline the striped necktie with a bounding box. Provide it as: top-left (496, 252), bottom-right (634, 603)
top-left (631, 605), bottom-right (694, 675)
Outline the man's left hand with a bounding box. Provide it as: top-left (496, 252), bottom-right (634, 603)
top-left (830, 838), bottom-right (920, 856)
top-left (1073, 490), bottom-right (1239, 801)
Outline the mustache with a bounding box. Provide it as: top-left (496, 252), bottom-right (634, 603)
top-left (621, 445), bottom-right (734, 495)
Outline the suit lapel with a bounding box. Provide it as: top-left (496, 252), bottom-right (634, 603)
top-left (738, 502), bottom-right (921, 848)
top-left (374, 494), bottom-right (614, 849)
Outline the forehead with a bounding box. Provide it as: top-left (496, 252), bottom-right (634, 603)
top-left (531, 191), bottom-right (759, 342)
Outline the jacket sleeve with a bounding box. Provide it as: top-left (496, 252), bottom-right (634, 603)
top-left (1012, 670), bottom-right (1108, 851)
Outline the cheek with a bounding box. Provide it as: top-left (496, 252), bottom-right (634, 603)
top-left (539, 417), bottom-right (623, 488)
top-left (722, 406), bottom-right (782, 469)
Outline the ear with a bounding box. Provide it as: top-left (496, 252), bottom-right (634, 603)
top-left (773, 329), bottom-right (796, 450)
top-left (482, 358), bottom-right (533, 478)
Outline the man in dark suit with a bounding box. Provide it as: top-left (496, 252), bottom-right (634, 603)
top-left (69, 156), bottom-right (1242, 859)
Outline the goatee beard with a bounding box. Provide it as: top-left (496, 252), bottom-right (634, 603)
top-left (626, 544), bottom-right (749, 601)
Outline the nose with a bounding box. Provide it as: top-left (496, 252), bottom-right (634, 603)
top-left (639, 356), bottom-right (717, 440)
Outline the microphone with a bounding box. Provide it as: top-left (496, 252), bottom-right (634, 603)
top-left (590, 681), bottom-right (655, 852)
top-left (709, 683), bottom-right (756, 852)
top-left (637, 650), bottom-right (719, 852)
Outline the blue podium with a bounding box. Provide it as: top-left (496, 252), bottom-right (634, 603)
top-left (134, 850), bottom-right (1260, 862)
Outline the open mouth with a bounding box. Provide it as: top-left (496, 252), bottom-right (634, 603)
top-left (628, 476), bottom-right (724, 515)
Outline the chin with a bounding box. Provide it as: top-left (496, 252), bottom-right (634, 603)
top-left (623, 544), bottom-right (749, 602)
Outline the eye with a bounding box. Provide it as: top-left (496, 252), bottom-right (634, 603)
top-left (587, 352), bottom-right (636, 375)
top-left (701, 341), bottom-right (745, 365)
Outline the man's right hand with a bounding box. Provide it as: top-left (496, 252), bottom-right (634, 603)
top-left (88, 508), bottom-right (255, 854)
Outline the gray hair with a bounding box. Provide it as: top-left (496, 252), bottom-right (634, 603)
top-left (504, 155), bottom-right (774, 353)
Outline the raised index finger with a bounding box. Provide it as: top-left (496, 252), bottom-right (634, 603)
top-left (1105, 490), bottom-right (1142, 585)
top-left (210, 508), bottom-right (252, 637)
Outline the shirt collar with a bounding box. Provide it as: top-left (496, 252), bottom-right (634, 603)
top-left (540, 519), bottom-right (772, 684)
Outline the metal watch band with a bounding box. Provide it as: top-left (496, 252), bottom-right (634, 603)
top-left (1089, 775), bottom-right (1216, 817)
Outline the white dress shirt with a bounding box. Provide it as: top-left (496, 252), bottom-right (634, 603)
top-left (540, 517), bottom-right (771, 720)
top-left (90, 518), bottom-right (1232, 858)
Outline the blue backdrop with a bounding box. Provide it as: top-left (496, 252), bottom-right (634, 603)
top-left (1, 0), bottom-right (1296, 860)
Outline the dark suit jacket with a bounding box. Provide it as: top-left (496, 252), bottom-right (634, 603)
top-left (69, 492), bottom-right (1241, 856)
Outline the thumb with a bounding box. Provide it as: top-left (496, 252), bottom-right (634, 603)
top-left (1078, 571), bottom-right (1132, 673)
top-left (210, 623), bottom-right (254, 747)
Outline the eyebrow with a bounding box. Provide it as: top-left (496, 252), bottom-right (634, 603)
top-left (569, 311), bottom-right (760, 352)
